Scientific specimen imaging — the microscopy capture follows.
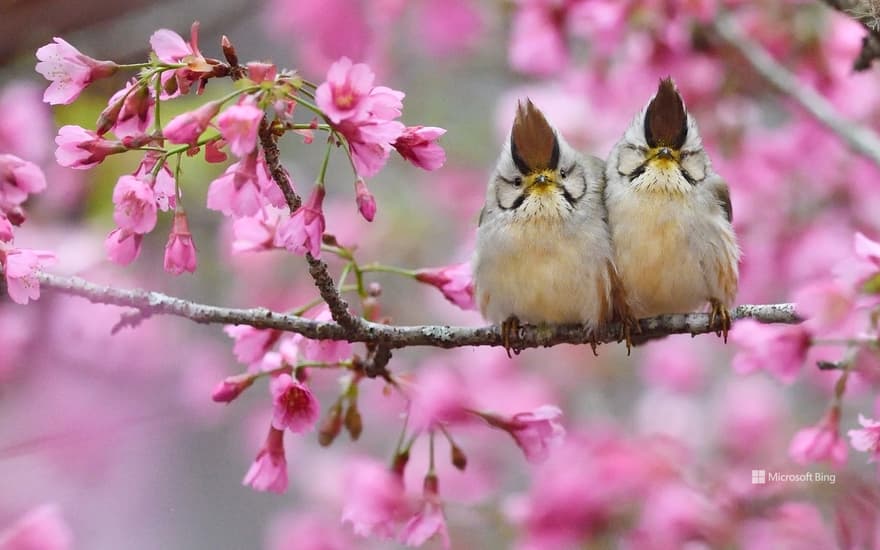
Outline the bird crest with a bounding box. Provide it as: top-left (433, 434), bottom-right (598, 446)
top-left (644, 78), bottom-right (687, 149)
top-left (510, 99), bottom-right (559, 174)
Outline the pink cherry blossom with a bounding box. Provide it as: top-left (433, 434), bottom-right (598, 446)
top-left (393, 126), bottom-right (447, 171)
top-left (0, 504), bottom-right (73, 550)
top-left (789, 408), bottom-right (848, 467)
top-left (224, 325), bottom-right (281, 365)
top-left (354, 178), bottom-right (376, 221)
top-left (341, 456), bottom-right (407, 539)
top-left (336, 118), bottom-right (405, 178)
top-left (315, 57), bottom-right (407, 177)
top-left (232, 208), bottom-right (284, 253)
top-left (243, 427), bottom-right (288, 494)
top-left (163, 100), bottom-right (223, 145)
top-left (300, 307), bottom-right (352, 363)
top-left (315, 56), bottom-right (376, 124)
top-left (276, 185), bottom-right (325, 258)
top-left (217, 96), bottom-right (263, 157)
top-left (207, 153), bottom-right (282, 218)
top-left (150, 22), bottom-right (214, 96)
top-left (507, 405), bottom-right (567, 464)
top-left (400, 498), bottom-right (448, 548)
top-left (0, 154), bottom-right (47, 213)
top-left (35, 36), bottom-right (118, 104)
top-left (105, 228), bottom-right (143, 265)
top-left (848, 414), bottom-right (880, 460)
top-left (54, 125), bottom-right (125, 169)
top-left (211, 373), bottom-right (255, 403)
top-left (164, 209), bottom-right (197, 275)
top-left (415, 261), bottom-right (476, 310)
top-left (135, 154), bottom-right (176, 211)
top-left (111, 174), bottom-right (158, 234)
top-left (729, 320), bottom-right (811, 383)
top-left (1, 246), bottom-right (57, 305)
top-left (270, 373), bottom-right (320, 433)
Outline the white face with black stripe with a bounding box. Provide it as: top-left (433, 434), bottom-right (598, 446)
top-left (493, 133), bottom-right (588, 219)
top-left (613, 79), bottom-right (710, 194)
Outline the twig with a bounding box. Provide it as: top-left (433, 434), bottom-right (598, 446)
top-left (713, 14), bottom-right (880, 168)
top-left (820, 0), bottom-right (880, 70)
top-left (258, 119), bottom-right (301, 211)
top-left (257, 116), bottom-right (359, 329)
top-left (32, 270), bottom-right (802, 351)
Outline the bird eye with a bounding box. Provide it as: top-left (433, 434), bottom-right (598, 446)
top-left (559, 168), bottom-right (567, 179)
top-left (513, 177), bottom-right (522, 187)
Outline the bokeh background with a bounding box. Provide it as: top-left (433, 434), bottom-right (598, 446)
top-left (3, 0), bottom-right (880, 548)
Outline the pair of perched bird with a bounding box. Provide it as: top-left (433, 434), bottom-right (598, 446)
top-left (474, 78), bottom-right (740, 354)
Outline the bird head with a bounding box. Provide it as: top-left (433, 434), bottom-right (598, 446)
top-left (613, 78), bottom-right (710, 193)
top-left (490, 99), bottom-right (586, 216)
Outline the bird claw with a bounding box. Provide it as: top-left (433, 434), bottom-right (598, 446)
top-left (708, 299), bottom-right (732, 343)
top-left (501, 316), bottom-right (522, 357)
top-left (587, 328), bottom-right (599, 356)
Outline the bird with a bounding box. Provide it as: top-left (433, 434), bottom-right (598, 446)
top-left (473, 99), bottom-right (631, 356)
top-left (604, 77), bottom-right (740, 341)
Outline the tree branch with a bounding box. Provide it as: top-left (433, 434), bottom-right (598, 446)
top-left (712, 14), bottom-right (880, 168)
top-left (257, 117), bottom-right (361, 329)
top-left (820, 0), bottom-right (880, 70)
top-left (32, 270), bottom-right (802, 351)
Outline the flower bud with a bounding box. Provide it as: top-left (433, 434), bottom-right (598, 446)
top-left (450, 444), bottom-right (467, 471)
top-left (391, 450), bottom-right (410, 478)
top-left (318, 401), bottom-right (344, 447)
top-left (344, 402), bottom-right (363, 441)
top-left (354, 179), bottom-right (376, 222)
top-left (212, 373), bottom-right (255, 403)
top-left (221, 35), bottom-right (239, 67)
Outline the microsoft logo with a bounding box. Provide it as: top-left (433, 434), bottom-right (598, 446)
top-left (751, 469), bottom-right (766, 484)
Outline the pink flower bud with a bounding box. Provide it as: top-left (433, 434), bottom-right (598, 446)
top-left (163, 100), bottom-right (223, 145)
top-left (354, 178), bottom-right (376, 221)
top-left (211, 373), bottom-right (255, 403)
top-left (393, 126), bottom-right (447, 171)
top-left (163, 209), bottom-right (198, 275)
top-left (54, 125), bottom-right (125, 169)
top-left (415, 261), bottom-right (476, 310)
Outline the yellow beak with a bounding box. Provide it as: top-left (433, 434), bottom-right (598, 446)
top-left (525, 170), bottom-right (557, 194)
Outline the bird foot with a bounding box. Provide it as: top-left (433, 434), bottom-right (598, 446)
top-left (501, 315), bottom-right (523, 357)
top-left (708, 298), bottom-right (732, 343)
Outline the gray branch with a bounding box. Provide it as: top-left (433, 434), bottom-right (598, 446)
top-left (713, 14), bottom-right (880, 168)
top-left (33, 271), bottom-right (802, 351)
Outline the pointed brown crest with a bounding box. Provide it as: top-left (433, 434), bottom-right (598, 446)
top-left (644, 78), bottom-right (687, 149)
top-left (510, 99), bottom-right (559, 174)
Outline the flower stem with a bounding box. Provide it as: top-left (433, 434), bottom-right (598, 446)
top-left (317, 140), bottom-right (333, 185)
top-left (360, 263), bottom-right (418, 278)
